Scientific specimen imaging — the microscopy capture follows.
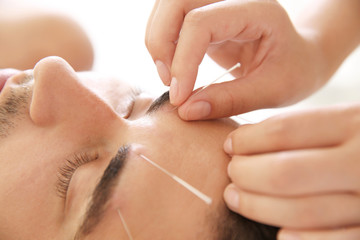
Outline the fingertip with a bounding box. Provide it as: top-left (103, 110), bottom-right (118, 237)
top-left (224, 184), bottom-right (240, 212)
top-left (169, 77), bottom-right (179, 105)
top-left (169, 66), bottom-right (199, 106)
top-left (278, 230), bottom-right (301, 240)
top-left (178, 101), bottom-right (212, 120)
top-left (224, 137), bottom-right (233, 155)
top-left (170, 77), bottom-right (196, 107)
top-left (227, 158), bottom-right (236, 179)
top-left (170, 77), bottom-right (193, 106)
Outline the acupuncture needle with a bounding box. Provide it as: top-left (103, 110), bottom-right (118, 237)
top-left (170, 62), bottom-right (241, 111)
top-left (233, 114), bottom-right (256, 124)
top-left (191, 62), bottom-right (241, 98)
top-left (138, 153), bottom-right (213, 205)
top-left (117, 208), bottom-right (134, 240)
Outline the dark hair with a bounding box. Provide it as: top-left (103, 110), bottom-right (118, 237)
top-left (215, 204), bottom-right (279, 240)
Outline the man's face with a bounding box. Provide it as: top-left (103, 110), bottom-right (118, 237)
top-left (0, 57), bottom-right (238, 239)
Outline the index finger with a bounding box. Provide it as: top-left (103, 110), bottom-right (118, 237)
top-left (170, 0), bottom-right (276, 105)
top-left (225, 107), bottom-right (349, 156)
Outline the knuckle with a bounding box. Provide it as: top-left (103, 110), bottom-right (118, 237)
top-left (226, 88), bottom-right (243, 116)
top-left (145, 36), bottom-right (160, 56)
top-left (183, 8), bottom-right (207, 28)
top-left (264, 116), bottom-right (291, 150)
top-left (145, 35), bottom-right (165, 59)
top-left (214, 86), bottom-right (243, 117)
top-left (145, 36), bottom-right (176, 63)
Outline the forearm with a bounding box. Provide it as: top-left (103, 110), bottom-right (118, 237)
top-left (295, 0), bottom-right (360, 81)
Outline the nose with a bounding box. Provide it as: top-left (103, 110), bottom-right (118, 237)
top-left (30, 57), bottom-right (122, 137)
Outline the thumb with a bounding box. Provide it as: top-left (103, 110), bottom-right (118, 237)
top-left (177, 75), bottom-right (272, 120)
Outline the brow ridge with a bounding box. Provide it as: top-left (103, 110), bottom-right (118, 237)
top-left (146, 91), bottom-right (170, 114)
top-left (74, 145), bottom-right (129, 240)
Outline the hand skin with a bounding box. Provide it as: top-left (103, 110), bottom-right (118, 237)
top-left (146, 0), bottom-right (360, 121)
top-left (223, 104), bottom-right (360, 239)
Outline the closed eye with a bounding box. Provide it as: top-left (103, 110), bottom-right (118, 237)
top-left (122, 88), bottom-right (142, 119)
top-left (125, 91), bottom-right (170, 120)
top-left (57, 152), bottom-right (99, 199)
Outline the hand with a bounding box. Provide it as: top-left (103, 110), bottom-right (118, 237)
top-left (146, 0), bottom-right (325, 120)
top-left (223, 104), bottom-right (360, 239)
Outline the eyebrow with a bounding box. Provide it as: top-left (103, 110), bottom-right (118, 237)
top-left (74, 145), bottom-right (129, 239)
top-left (74, 91), bottom-right (170, 239)
top-left (146, 91), bottom-right (170, 114)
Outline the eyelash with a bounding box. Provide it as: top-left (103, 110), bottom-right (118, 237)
top-left (123, 99), bottom-right (135, 119)
top-left (57, 153), bottom-right (99, 199)
top-left (56, 89), bottom-right (141, 199)
top-left (123, 88), bottom-right (142, 119)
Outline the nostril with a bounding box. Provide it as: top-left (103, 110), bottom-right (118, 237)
top-left (0, 69), bottom-right (20, 93)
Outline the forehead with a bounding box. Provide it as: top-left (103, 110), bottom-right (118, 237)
top-left (98, 112), bottom-right (236, 233)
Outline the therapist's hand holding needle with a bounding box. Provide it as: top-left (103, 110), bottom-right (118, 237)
top-left (146, 0), bottom-right (360, 239)
top-left (146, 0), bottom-right (330, 121)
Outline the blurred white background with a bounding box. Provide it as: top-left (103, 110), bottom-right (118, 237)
top-left (3, 0), bottom-right (359, 121)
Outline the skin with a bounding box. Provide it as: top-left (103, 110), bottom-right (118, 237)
top-left (0, 7), bottom-right (94, 71)
top-left (225, 104), bottom-right (360, 239)
top-left (146, 0), bottom-right (360, 239)
top-left (146, 0), bottom-right (360, 120)
top-left (0, 57), bottom-right (238, 240)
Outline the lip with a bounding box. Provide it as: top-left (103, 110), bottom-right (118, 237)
top-left (0, 69), bottom-right (20, 92)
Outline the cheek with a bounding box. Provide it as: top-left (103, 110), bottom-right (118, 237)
top-left (0, 128), bottom-right (77, 220)
top-left (0, 149), bottom-right (63, 237)
top-left (0, 143), bottom-right (56, 198)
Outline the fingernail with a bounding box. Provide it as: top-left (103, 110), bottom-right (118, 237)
top-left (224, 138), bottom-right (233, 154)
top-left (224, 186), bottom-right (240, 210)
top-left (170, 77), bottom-right (179, 104)
top-left (155, 60), bottom-right (170, 86)
top-left (185, 101), bottom-right (211, 120)
top-left (278, 232), bottom-right (301, 240)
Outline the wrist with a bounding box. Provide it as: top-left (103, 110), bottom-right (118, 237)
top-left (296, 27), bottom-right (330, 89)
